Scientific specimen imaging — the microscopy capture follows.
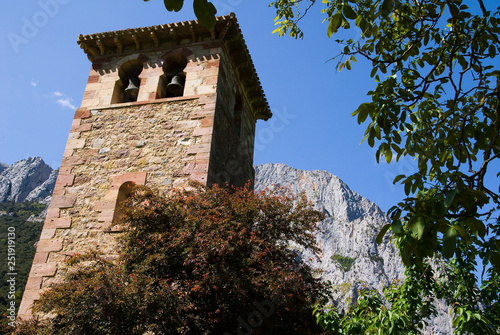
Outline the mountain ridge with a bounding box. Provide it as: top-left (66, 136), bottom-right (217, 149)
top-left (0, 157), bottom-right (57, 204)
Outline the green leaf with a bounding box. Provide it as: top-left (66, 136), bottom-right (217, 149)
top-left (343, 5), bottom-right (357, 20)
top-left (393, 174), bottom-right (405, 184)
top-left (391, 219), bottom-right (403, 236)
top-left (353, 103), bottom-right (371, 123)
top-left (193, 0), bottom-right (217, 30)
top-left (408, 216), bottom-right (425, 240)
top-left (376, 224), bottom-right (391, 244)
top-left (327, 12), bottom-right (343, 38)
top-left (488, 44), bottom-right (496, 58)
top-left (444, 189), bottom-right (457, 208)
top-left (404, 180), bottom-right (411, 195)
top-left (442, 226), bottom-right (457, 259)
top-left (164, 0), bottom-right (184, 12)
top-left (385, 149), bottom-right (392, 164)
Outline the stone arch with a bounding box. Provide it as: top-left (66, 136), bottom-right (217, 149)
top-left (95, 172), bottom-right (147, 230)
top-left (112, 181), bottom-right (135, 224)
top-left (111, 54), bottom-right (150, 103)
top-left (157, 48), bottom-right (193, 98)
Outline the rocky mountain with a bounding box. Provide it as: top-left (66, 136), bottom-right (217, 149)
top-left (254, 163), bottom-right (452, 334)
top-left (0, 157), bottom-right (57, 204)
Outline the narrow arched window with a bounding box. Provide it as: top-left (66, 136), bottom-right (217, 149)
top-left (112, 181), bottom-right (135, 223)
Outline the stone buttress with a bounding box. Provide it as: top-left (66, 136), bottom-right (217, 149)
top-left (19, 14), bottom-right (271, 319)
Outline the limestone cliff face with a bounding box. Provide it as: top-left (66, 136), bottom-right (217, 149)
top-left (255, 163), bottom-right (403, 299)
top-left (254, 163), bottom-right (452, 334)
top-left (0, 157), bottom-right (56, 203)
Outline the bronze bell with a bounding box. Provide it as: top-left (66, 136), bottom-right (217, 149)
top-left (166, 75), bottom-right (184, 96)
top-left (124, 78), bottom-right (140, 99)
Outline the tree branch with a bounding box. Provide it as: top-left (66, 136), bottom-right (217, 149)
top-left (477, 0), bottom-right (487, 16)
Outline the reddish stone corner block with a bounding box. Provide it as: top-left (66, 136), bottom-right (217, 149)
top-left (110, 172), bottom-right (147, 190)
top-left (94, 199), bottom-right (116, 211)
top-left (54, 174), bottom-right (75, 188)
top-left (50, 195), bottom-right (77, 209)
top-left (61, 155), bottom-right (85, 166)
top-left (32, 252), bottom-right (49, 264)
top-left (70, 123), bottom-right (92, 133)
top-left (36, 240), bottom-right (63, 253)
top-left (87, 75), bottom-right (99, 84)
top-left (74, 109), bottom-right (91, 119)
top-left (29, 262), bottom-right (57, 277)
top-left (45, 208), bottom-right (60, 220)
top-left (45, 218), bottom-right (71, 229)
top-left (24, 277), bottom-right (43, 291)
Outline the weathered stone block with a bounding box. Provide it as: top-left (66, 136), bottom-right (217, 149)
top-left (29, 262), bottom-right (57, 277)
top-left (98, 210), bottom-right (114, 223)
top-left (55, 174), bottom-right (75, 187)
top-left (71, 123), bottom-right (92, 133)
top-left (24, 277), bottom-right (43, 291)
top-left (66, 139), bottom-right (86, 150)
top-left (50, 195), bottom-right (77, 209)
top-left (187, 143), bottom-right (211, 155)
top-left (45, 208), bottom-right (60, 219)
top-left (111, 172), bottom-right (147, 189)
top-left (94, 200), bottom-right (116, 211)
top-left (74, 109), bottom-right (91, 119)
top-left (87, 75), bottom-right (99, 84)
top-left (36, 240), bottom-right (63, 253)
top-left (45, 218), bottom-right (72, 229)
top-left (39, 229), bottom-right (56, 240)
top-left (32, 252), bottom-right (49, 264)
top-left (61, 156), bottom-right (85, 166)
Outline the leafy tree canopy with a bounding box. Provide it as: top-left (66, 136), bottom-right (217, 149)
top-left (272, 0), bottom-right (500, 333)
top-left (13, 183), bottom-right (326, 335)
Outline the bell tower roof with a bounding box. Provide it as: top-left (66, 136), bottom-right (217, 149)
top-left (77, 14), bottom-right (271, 120)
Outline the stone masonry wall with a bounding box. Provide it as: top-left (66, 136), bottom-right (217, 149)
top-left (19, 95), bottom-right (218, 318)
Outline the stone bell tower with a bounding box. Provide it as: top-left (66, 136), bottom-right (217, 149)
top-left (19, 14), bottom-right (271, 319)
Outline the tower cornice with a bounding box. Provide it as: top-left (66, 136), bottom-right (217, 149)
top-left (77, 14), bottom-right (271, 120)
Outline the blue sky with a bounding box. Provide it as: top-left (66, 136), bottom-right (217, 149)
top-left (2, 0), bottom-right (483, 213)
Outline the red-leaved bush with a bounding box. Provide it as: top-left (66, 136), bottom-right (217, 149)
top-left (14, 182), bottom-right (326, 335)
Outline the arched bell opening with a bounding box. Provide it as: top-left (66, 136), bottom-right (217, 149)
top-left (157, 51), bottom-right (189, 99)
top-left (112, 60), bottom-right (144, 103)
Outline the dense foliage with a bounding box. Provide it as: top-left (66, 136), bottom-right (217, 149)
top-left (315, 263), bottom-right (438, 334)
top-left (14, 183), bottom-right (326, 334)
top-left (0, 202), bottom-right (45, 333)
